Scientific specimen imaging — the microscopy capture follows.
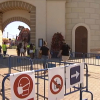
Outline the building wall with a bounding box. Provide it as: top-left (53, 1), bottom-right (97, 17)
top-left (0, 0), bottom-right (66, 49)
top-left (1, 0), bottom-right (100, 52)
top-left (22, 0), bottom-right (47, 49)
top-left (0, 0), bottom-right (47, 49)
top-left (3, 10), bottom-right (30, 23)
top-left (47, 1), bottom-right (66, 48)
top-left (65, 0), bottom-right (100, 53)
top-left (0, 13), bottom-right (2, 46)
top-left (0, 31), bottom-right (2, 45)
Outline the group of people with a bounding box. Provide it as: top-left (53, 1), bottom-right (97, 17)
top-left (0, 40), bottom-right (71, 70)
top-left (39, 40), bottom-right (70, 62)
top-left (16, 41), bottom-right (35, 59)
top-left (39, 40), bottom-right (71, 73)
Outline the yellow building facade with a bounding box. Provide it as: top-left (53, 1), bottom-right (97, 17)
top-left (0, 0), bottom-right (100, 53)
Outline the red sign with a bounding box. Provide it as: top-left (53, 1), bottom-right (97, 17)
top-left (13, 74), bottom-right (33, 99)
top-left (50, 75), bottom-right (63, 94)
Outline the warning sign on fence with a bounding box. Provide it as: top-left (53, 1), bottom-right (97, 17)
top-left (48, 67), bottom-right (64, 100)
top-left (10, 71), bottom-right (35, 100)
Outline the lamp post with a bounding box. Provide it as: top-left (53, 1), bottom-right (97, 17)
top-left (7, 32), bottom-right (8, 38)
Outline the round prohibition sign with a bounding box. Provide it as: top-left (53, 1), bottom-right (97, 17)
top-left (50, 75), bottom-right (63, 94)
top-left (13, 74), bottom-right (33, 99)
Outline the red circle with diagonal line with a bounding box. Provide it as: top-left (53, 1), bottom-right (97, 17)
top-left (50, 75), bottom-right (63, 94)
top-left (13, 74), bottom-right (33, 99)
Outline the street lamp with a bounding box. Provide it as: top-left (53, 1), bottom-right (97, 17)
top-left (7, 32), bottom-right (8, 38)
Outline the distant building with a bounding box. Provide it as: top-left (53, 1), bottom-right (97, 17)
top-left (0, 0), bottom-right (100, 53)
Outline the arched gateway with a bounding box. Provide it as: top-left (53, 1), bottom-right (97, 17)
top-left (0, 1), bottom-right (36, 45)
top-left (0, 0), bottom-right (66, 49)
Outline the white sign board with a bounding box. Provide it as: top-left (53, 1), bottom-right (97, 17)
top-left (48, 67), bottom-right (64, 100)
top-left (65, 63), bottom-right (84, 89)
top-left (10, 70), bottom-right (35, 100)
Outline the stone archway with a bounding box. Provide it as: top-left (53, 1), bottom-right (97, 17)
top-left (72, 23), bottom-right (90, 53)
top-left (0, 1), bottom-right (36, 44)
top-left (3, 17), bottom-right (31, 31)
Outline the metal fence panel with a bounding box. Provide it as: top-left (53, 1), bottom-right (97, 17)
top-left (1, 62), bottom-right (93, 100)
top-left (70, 52), bottom-right (100, 66)
top-left (0, 54), bottom-right (9, 68)
top-left (8, 56), bottom-right (33, 73)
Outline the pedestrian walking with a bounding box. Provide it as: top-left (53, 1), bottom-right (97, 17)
top-left (2, 42), bottom-right (7, 57)
top-left (0, 45), bottom-right (2, 54)
top-left (29, 43), bottom-right (34, 59)
top-left (20, 43), bottom-right (25, 57)
top-left (16, 43), bottom-right (21, 56)
top-left (33, 44), bottom-right (36, 58)
top-left (39, 41), bottom-right (51, 73)
top-left (57, 40), bottom-right (71, 62)
top-left (23, 41), bottom-right (27, 56)
top-left (27, 43), bottom-right (30, 57)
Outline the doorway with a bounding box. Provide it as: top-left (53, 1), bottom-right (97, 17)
top-left (75, 26), bottom-right (87, 56)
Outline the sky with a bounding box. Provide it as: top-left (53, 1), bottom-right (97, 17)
top-left (3, 21), bottom-right (30, 39)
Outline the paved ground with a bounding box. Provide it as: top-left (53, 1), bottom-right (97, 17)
top-left (0, 49), bottom-right (100, 100)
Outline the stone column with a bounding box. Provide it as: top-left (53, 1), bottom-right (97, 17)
top-left (0, 12), bottom-right (3, 45)
top-left (30, 7), bottom-right (36, 44)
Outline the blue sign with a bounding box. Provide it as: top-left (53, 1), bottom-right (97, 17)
top-left (70, 65), bottom-right (80, 85)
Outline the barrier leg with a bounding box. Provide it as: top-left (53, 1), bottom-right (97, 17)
top-left (86, 64), bottom-right (88, 91)
top-left (82, 90), bottom-right (93, 100)
top-left (80, 84), bottom-right (82, 100)
top-left (2, 74), bottom-right (10, 100)
top-left (30, 58), bottom-right (33, 70)
top-left (37, 73), bottom-right (39, 100)
top-left (64, 65), bottom-right (67, 94)
top-left (8, 56), bottom-right (11, 74)
top-left (44, 71), bottom-right (46, 100)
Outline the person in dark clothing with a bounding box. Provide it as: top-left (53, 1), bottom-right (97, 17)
top-left (0, 45), bottom-right (1, 54)
top-left (58, 40), bottom-right (70, 62)
top-left (32, 44), bottom-right (35, 58)
top-left (16, 43), bottom-right (21, 56)
top-left (27, 43), bottom-right (30, 57)
top-left (29, 44), bottom-right (34, 59)
top-left (20, 43), bottom-right (25, 57)
top-left (39, 41), bottom-right (51, 72)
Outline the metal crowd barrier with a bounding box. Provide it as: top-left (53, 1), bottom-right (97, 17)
top-left (0, 54), bottom-right (9, 68)
top-left (9, 57), bottom-right (75, 77)
top-left (32, 58), bottom-right (63, 70)
top-left (70, 52), bottom-right (100, 66)
top-left (8, 55), bottom-right (33, 74)
top-left (1, 61), bottom-right (93, 100)
top-left (84, 53), bottom-right (100, 66)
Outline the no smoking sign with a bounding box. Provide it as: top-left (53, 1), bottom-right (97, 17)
top-left (50, 75), bottom-right (63, 94)
top-left (48, 67), bottom-right (64, 100)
